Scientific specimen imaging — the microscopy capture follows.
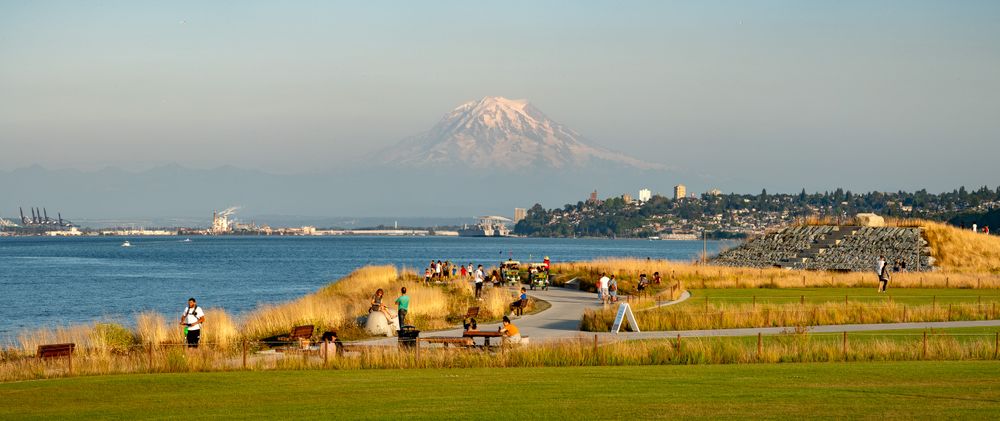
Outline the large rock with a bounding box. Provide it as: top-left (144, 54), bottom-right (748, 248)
top-left (364, 311), bottom-right (400, 337)
top-left (855, 213), bottom-right (886, 227)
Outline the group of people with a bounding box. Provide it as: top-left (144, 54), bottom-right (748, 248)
top-left (961, 222), bottom-right (991, 235)
top-left (424, 260), bottom-right (479, 283)
top-left (636, 272), bottom-right (662, 293)
top-left (593, 271), bottom-right (664, 303)
top-left (595, 273), bottom-right (619, 304)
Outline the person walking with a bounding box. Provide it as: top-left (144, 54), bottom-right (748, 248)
top-left (597, 273), bottom-right (610, 304)
top-left (460, 264), bottom-right (468, 278)
top-left (878, 261), bottom-right (891, 293)
top-left (608, 275), bottom-right (619, 303)
top-left (179, 297), bottom-right (205, 348)
top-left (875, 256), bottom-right (886, 287)
top-left (474, 264), bottom-right (485, 299)
top-left (394, 287), bottom-right (410, 328)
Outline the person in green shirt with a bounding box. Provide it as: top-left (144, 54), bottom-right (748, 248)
top-left (394, 287), bottom-right (410, 328)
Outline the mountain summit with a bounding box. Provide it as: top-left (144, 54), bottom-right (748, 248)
top-left (379, 96), bottom-right (660, 171)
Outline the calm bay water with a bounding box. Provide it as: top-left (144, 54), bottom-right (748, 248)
top-left (0, 236), bottom-right (726, 341)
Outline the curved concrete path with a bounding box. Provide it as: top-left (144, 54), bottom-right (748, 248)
top-left (355, 286), bottom-right (999, 346)
top-left (357, 286), bottom-right (685, 345)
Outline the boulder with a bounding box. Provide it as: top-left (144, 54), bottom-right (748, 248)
top-left (364, 311), bottom-right (400, 337)
top-left (855, 213), bottom-right (885, 227)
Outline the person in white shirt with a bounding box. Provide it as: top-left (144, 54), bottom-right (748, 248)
top-left (179, 297), bottom-right (206, 348)
top-left (597, 273), bottom-right (610, 303)
top-left (474, 264), bottom-right (485, 299)
top-left (875, 256), bottom-right (886, 289)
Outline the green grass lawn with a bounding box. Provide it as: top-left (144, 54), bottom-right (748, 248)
top-left (2, 362), bottom-right (999, 419)
top-left (683, 287), bottom-right (1000, 306)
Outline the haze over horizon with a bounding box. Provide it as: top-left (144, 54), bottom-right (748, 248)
top-left (2, 1), bottom-right (999, 217)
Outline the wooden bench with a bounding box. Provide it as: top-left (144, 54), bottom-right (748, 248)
top-left (277, 325), bottom-right (315, 349)
top-left (37, 343), bottom-right (76, 372)
top-left (421, 337), bottom-right (475, 348)
top-left (464, 306), bottom-right (480, 319)
top-left (512, 298), bottom-right (528, 316)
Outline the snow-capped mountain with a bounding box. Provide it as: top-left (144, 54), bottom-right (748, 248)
top-left (379, 96), bottom-right (661, 170)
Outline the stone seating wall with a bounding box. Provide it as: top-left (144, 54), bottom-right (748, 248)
top-left (713, 226), bottom-right (932, 272)
top-left (713, 226), bottom-right (834, 268)
top-left (809, 227), bottom-right (931, 272)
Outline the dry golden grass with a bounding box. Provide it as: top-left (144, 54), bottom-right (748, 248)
top-left (582, 300), bottom-right (1000, 332)
top-left (554, 258), bottom-right (1000, 291)
top-left (3, 332), bottom-right (998, 382)
top-left (202, 308), bottom-right (239, 350)
top-left (920, 220), bottom-right (1000, 273)
top-left (135, 312), bottom-right (175, 346)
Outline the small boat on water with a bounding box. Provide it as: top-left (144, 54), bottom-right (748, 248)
top-left (121, 241), bottom-right (131, 247)
top-left (182, 238), bottom-right (192, 242)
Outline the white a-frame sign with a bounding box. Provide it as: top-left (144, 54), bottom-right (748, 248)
top-left (611, 303), bottom-right (640, 334)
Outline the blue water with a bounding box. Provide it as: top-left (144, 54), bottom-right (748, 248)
top-left (0, 236), bottom-right (727, 341)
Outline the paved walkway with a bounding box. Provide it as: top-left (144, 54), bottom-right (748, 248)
top-left (355, 286), bottom-right (1000, 346)
top-left (357, 285), bottom-right (691, 346)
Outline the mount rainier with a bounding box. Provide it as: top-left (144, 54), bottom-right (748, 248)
top-left (379, 96), bottom-right (661, 171)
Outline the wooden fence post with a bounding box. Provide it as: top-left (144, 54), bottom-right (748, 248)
top-left (752, 295), bottom-right (756, 310)
top-left (323, 339), bottom-right (329, 366)
top-left (705, 296), bottom-right (709, 312)
top-left (148, 342), bottom-right (154, 371)
top-left (242, 339), bottom-right (247, 370)
top-left (994, 332), bottom-right (999, 360)
top-left (842, 332), bottom-right (848, 357)
top-left (67, 350), bottom-right (73, 374)
top-left (948, 304), bottom-right (953, 321)
top-left (903, 305), bottom-right (908, 323)
top-left (593, 334), bottom-right (598, 353)
top-left (845, 295), bottom-right (848, 308)
top-left (922, 332), bottom-right (928, 359)
top-left (757, 332), bottom-right (762, 358)
top-left (800, 295), bottom-right (804, 305)
top-left (676, 334), bottom-right (682, 351)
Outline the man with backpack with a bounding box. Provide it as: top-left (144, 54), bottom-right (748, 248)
top-left (179, 297), bottom-right (205, 348)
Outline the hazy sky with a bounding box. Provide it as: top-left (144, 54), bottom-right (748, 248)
top-left (2, 1), bottom-right (998, 193)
